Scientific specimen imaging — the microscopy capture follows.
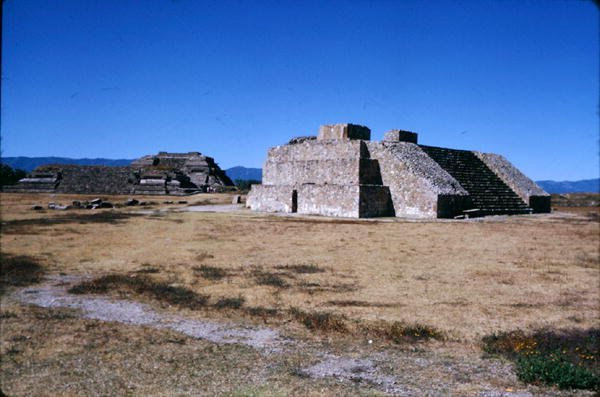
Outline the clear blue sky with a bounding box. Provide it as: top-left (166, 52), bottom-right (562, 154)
top-left (1, 0), bottom-right (598, 180)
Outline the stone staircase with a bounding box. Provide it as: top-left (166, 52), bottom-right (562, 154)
top-left (419, 146), bottom-right (532, 216)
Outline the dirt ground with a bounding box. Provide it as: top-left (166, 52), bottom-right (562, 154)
top-left (1, 192), bottom-right (598, 396)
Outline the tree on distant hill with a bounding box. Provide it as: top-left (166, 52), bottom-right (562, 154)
top-left (233, 179), bottom-right (261, 192)
top-left (0, 164), bottom-right (27, 186)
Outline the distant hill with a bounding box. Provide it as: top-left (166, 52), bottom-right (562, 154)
top-left (225, 166), bottom-right (262, 181)
top-left (1, 157), bottom-right (132, 172)
top-left (536, 179), bottom-right (599, 194)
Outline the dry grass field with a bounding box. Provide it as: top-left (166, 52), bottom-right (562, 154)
top-left (1, 192), bottom-right (598, 396)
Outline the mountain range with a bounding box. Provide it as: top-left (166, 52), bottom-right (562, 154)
top-left (1, 156), bottom-right (132, 171)
top-left (535, 179), bottom-right (599, 194)
top-left (1, 157), bottom-right (597, 194)
top-left (224, 166), bottom-right (262, 181)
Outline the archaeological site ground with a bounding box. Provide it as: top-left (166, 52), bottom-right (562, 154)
top-left (0, 190), bottom-right (598, 395)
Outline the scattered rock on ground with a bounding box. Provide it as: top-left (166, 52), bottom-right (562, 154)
top-left (48, 202), bottom-right (71, 210)
top-left (125, 198), bottom-right (139, 206)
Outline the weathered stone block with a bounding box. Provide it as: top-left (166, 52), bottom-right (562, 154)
top-left (246, 185), bottom-right (295, 213)
top-left (529, 195), bottom-right (551, 213)
top-left (384, 129), bottom-right (418, 144)
top-left (436, 194), bottom-right (472, 218)
top-left (318, 124), bottom-right (370, 141)
top-left (268, 140), bottom-right (368, 162)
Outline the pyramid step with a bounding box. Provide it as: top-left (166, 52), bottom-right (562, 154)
top-left (420, 145), bottom-right (530, 215)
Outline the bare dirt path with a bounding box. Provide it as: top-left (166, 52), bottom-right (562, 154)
top-left (10, 275), bottom-right (567, 396)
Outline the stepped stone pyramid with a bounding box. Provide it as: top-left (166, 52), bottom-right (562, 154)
top-left (247, 123), bottom-right (550, 218)
top-left (6, 152), bottom-right (233, 195)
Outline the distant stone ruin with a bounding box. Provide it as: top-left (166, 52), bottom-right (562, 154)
top-left (247, 123), bottom-right (551, 218)
top-left (6, 152), bottom-right (234, 195)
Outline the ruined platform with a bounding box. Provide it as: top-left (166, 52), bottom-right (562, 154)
top-left (5, 152), bottom-right (234, 195)
top-left (247, 123), bottom-right (550, 218)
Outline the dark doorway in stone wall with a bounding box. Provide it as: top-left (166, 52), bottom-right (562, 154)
top-left (292, 190), bottom-right (298, 213)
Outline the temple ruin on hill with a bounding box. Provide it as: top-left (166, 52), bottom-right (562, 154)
top-left (247, 123), bottom-right (551, 218)
top-left (6, 152), bottom-right (234, 195)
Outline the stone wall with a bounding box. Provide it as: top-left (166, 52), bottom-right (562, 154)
top-left (262, 159), bottom-right (378, 186)
top-left (246, 185), bottom-right (294, 213)
top-left (267, 140), bottom-right (367, 162)
top-left (53, 165), bottom-right (136, 194)
top-left (297, 185), bottom-right (361, 217)
top-left (247, 124), bottom-right (395, 218)
top-left (383, 129), bottom-right (418, 144)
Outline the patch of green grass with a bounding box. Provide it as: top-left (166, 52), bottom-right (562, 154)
top-left (289, 307), bottom-right (347, 332)
top-left (516, 352), bottom-right (599, 390)
top-left (0, 253), bottom-right (45, 295)
top-left (193, 265), bottom-right (228, 280)
top-left (482, 328), bottom-right (599, 391)
top-left (68, 274), bottom-right (210, 309)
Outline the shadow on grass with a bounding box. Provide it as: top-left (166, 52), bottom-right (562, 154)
top-left (1, 212), bottom-right (146, 234)
top-left (289, 307), bottom-right (347, 333)
top-left (361, 321), bottom-right (445, 343)
top-left (244, 306), bottom-right (279, 319)
top-left (193, 265), bottom-right (228, 281)
top-left (296, 281), bottom-right (359, 294)
top-left (263, 216), bottom-right (382, 226)
top-left (275, 264), bottom-right (325, 274)
top-left (326, 300), bottom-right (401, 308)
top-left (253, 271), bottom-right (289, 288)
top-left (0, 253), bottom-right (45, 295)
top-left (214, 296), bottom-right (245, 309)
top-left (68, 274), bottom-right (210, 310)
